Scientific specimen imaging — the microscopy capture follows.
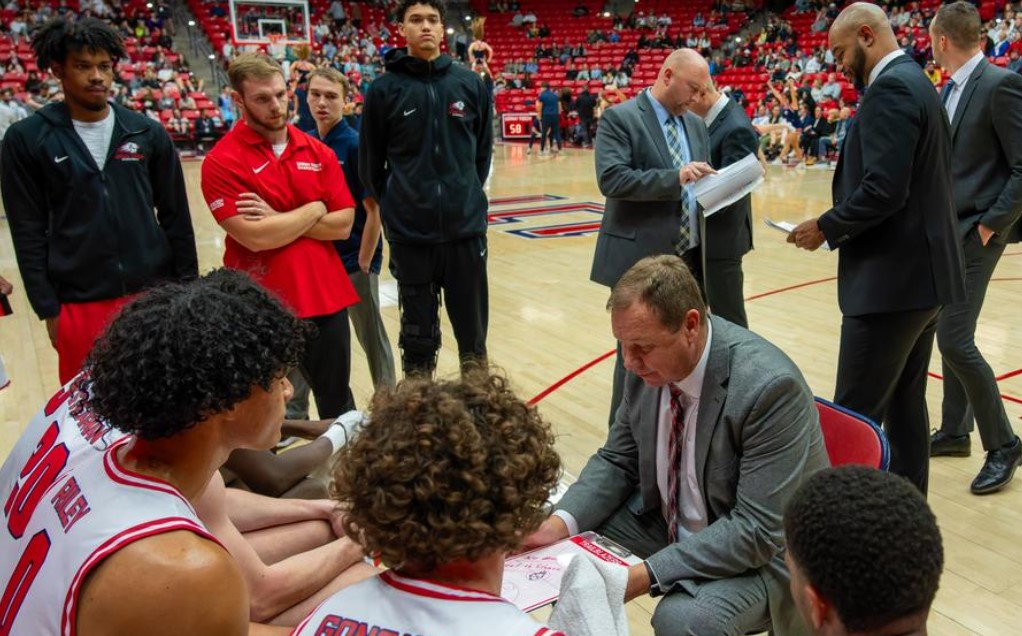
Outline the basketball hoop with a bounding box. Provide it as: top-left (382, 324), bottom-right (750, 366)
top-left (267, 32), bottom-right (284, 46)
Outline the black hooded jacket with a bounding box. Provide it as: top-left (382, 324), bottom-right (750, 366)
top-left (359, 49), bottom-right (493, 244)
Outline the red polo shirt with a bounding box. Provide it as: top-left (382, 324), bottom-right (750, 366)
top-left (201, 121), bottom-right (358, 318)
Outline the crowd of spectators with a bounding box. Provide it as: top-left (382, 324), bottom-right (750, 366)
top-left (0, 0), bottom-right (230, 153)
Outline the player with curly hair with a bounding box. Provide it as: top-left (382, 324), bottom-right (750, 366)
top-left (784, 466), bottom-right (944, 635)
top-left (0, 269), bottom-right (316, 636)
top-left (288, 371), bottom-right (566, 636)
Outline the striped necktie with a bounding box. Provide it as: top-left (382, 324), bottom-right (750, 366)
top-left (665, 117), bottom-right (693, 249)
top-left (666, 385), bottom-right (688, 542)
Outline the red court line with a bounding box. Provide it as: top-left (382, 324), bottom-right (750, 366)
top-left (528, 349), bottom-right (615, 406)
top-left (743, 277), bottom-right (837, 302)
top-left (530, 277), bottom-right (836, 405)
top-left (530, 277), bottom-right (1022, 411)
top-left (996, 368), bottom-right (1022, 382)
top-left (928, 372), bottom-right (1022, 409)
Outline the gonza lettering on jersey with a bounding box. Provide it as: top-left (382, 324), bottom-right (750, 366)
top-left (312, 614), bottom-right (423, 636)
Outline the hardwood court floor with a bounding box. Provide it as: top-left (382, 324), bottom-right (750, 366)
top-left (1, 143), bottom-right (1020, 634)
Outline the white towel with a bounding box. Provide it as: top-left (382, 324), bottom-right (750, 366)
top-left (548, 553), bottom-right (630, 636)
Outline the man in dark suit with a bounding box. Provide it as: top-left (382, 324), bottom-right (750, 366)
top-left (689, 80), bottom-right (759, 327)
top-left (928, 1), bottom-right (1022, 494)
top-left (591, 48), bottom-right (716, 426)
top-left (525, 255), bottom-right (829, 636)
top-left (789, 2), bottom-right (966, 494)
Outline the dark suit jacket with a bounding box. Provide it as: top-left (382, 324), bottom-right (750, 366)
top-left (705, 99), bottom-right (758, 260)
top-left (947, 58), bottom-right (1022, 244)
top-left (818, 55), bottom-right (965, 316)
top-left (590, 90), bottom-right (710, 287)
top-left (557, 317), bottom-right (829, 636)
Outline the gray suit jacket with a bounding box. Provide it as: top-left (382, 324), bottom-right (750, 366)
top-left (590, 90), bottom-right (710, 287)
top-left (557, 317), bottom-right (829, 635)
top-left (948, 58), bottom-right (1022, 244)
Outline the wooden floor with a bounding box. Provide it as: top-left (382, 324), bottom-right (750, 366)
top-left (1, 143), bottom-right (1021, 634)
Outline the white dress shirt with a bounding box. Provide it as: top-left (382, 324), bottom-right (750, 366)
top-left (944, 50), bottom-right (985, 123)
top-left (867, 49), bottom-right (906, 87)
top-left (655, 320), bottom-right (711, 538)
top-left (703, 94), bottom-right (731, 127)
top-left (552, 321), bottom-right (713, 539)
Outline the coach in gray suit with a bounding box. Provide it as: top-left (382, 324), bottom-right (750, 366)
top-left (929, 2), bottom-right (1022, 494)
top-left (592, 48), bottom-right (716, 427)
top-left (526, 255), bottom-right (829, 636)
top-left (690, 82), bottom-right (760, 328)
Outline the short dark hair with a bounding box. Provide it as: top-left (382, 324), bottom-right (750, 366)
top-left (333, 370), bottom-right (561, 571)
top-left (932, 1), bottom-right (982, 50)
top-left (607, 255), bottom-right (707, 330)
top-left (83, 269), bottom-right (310, 440)
top-left (31, 17), bottom-right (126, 70)
top-left (784, 466), bottom-right (944, 632)
top-left (396, 0), bottom-right (447, 23)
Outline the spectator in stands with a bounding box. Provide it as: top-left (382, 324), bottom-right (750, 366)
top-left (536, 81), bottom-right (561, 154)
top-left (822, 72), bottom-right (842, 99)
top-left (219, 84), bottom-right (236, 127)
top-left (817, 107), bottom-right (850, 167)
top-left (785, 467), bottom-right (944, 636)
top-left (2, 17), bottom-right (196, 384)
top-left (193, 111), bottom-right (221, 154)
top-left (157, 92), bottom-right (175, 111)
top-left (168, 108), bottom-right (189, 135)
top-left (802, 106), bottom-right (834, 166)
top-left (1, 88), bottom-right (27, 122)
top-left (573, 1), bottom-right (588, 17)
top-left (1009, 49), bottom-right (1022, 73)
top-left (924, 60), bottom-right (942, 85)
top-left (286, 371), bottom-right (563, 636)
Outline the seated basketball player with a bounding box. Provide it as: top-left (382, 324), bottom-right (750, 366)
top-left (0, 269), bottom-right (351, 635)
top-left (784, 466), bottom-right (944, 635)
top-left (222, 412), bottom-right (365, 499)
top-left (282, 371), bottom-right (566, 636)
top-left (194, 470), bottom-right (374, 625)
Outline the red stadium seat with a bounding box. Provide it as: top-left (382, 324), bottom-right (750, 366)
top-left (815, 398), bottom-right (890, 470)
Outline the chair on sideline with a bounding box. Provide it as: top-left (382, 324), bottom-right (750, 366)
top-left (815, 397), bottom-right (890, 470)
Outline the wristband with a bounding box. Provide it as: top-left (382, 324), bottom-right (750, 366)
top-left (319, 425), bottom-right (349, 455)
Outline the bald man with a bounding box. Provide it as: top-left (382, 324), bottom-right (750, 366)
top-left (591, 48), bottom-right (718, 428)
top-left (789, 3), bottom-right (965, 494)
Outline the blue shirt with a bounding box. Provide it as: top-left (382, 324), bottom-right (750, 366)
top-left (646, 89), bottom-right (699, 249)
top-left (312, 119), bottom-right (384, 274)
top-left (538, 89), bottom-right (559, 116)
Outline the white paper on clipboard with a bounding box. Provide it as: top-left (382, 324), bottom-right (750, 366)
top-left (501, 531), bottom-right (641, 612)
top-left (693, 153), bottom-right (765, 217)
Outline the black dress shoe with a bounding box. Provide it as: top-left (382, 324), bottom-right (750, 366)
top-left (971, 437), bottom-right (1022, 495)
top-left (930, 430), bottom-right (971, 457)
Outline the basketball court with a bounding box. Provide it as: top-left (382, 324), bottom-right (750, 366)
top-left (0, 142), bottom-right (1019, 634)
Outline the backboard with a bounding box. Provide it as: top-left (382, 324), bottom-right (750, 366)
top-left (228, 0), bottom-right (312, 46)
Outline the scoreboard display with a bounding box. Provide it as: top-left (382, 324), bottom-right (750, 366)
top-left (501, 113), bottom-right (534, 140)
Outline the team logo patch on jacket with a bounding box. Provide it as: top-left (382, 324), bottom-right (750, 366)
top-left (113, 142), bottom-right (144, 161)
top-left (448, 100), bottom-right (466, 118)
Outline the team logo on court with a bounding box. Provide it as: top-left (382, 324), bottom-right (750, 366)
top-left (113, 142), bottom-right (144, 162)
top-left (448, 100), bottom-right (466, 118)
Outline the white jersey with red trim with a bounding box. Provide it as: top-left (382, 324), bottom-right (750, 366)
top-left (292, 571), bottom-right (565, 636)
top-left (0, 381), bottom-right (216, 636)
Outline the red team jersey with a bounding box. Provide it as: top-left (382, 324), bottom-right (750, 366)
top-left (201, 121), bottom-right (359, 318)
top-left (0, 380), bottom-right (218, 635)
top-left (291, 570), bottom-right (565, 636)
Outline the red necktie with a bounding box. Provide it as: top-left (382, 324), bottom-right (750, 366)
top-left (666, 385), bottom-right (687, 542)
